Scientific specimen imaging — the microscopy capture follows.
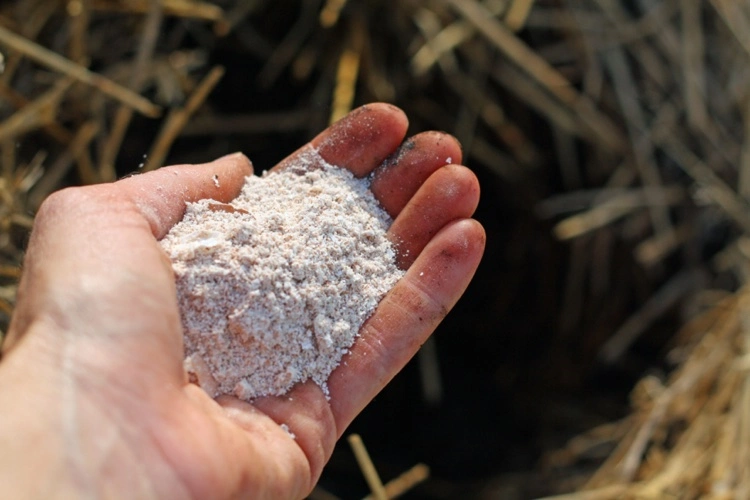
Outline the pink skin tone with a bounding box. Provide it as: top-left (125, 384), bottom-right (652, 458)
top-left (0, 104), bottom-right (485, 499)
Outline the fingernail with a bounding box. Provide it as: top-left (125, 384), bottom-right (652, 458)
top-left (215, 152), bottom-right (253, 170)
top-left (215, 152), bottom-right (244, 161)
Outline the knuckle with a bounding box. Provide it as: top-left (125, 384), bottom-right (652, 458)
top-left (35, 185), bottom-right (118, 227)
top-left (35, 187), bottom-right (83, 222)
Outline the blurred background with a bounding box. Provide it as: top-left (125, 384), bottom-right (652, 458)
top-left (1, 0), bottom-right (749, 498)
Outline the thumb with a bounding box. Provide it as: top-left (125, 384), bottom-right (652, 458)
top-left (4, 154), bottom-right (253, 377)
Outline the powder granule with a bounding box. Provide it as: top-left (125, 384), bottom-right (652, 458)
top-left (160, 148), bottom-right (404, 400)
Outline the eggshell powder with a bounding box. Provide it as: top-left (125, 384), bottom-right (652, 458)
top-left (159, 148), bottom-right (404, 400)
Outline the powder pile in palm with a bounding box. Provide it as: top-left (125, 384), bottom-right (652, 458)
top-left (159, 149), bottom-right (404, 400)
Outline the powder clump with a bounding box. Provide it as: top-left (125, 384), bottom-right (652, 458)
top-left (160, 149), bottom-right (404, 400)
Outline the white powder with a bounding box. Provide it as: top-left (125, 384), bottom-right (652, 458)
top-left (160, 148), bottom-right (404, 400)
top-left (280, 423), bottom-right (296, 440)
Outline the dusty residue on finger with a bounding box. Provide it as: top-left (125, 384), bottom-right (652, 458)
top-left (377, 138), bottom-right (417, 172)
top-left (311, 103), bottom-right (408, 177)
top-left (370, 132), bottom-right (463, 217)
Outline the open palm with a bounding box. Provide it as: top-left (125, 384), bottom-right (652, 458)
top-left (0, 104), bottom-right (484, 499)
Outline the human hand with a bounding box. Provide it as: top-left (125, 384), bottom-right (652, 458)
top-left (0, 103), bottom-right (484, 499)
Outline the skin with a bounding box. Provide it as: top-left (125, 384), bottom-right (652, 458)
top-left (0, 103), bottom-right (485, 499)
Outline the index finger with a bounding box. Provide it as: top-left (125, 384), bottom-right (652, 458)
top-left (273, 103), bottom-right (408, 177)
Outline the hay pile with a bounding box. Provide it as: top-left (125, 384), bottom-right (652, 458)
top-left (530, 2), bottom-right (750, 498)
top-left (0, 0), bottom-right (749, 498)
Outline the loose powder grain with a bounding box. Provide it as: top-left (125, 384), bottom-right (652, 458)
top-left (160, 148), bottom-right (404, 400)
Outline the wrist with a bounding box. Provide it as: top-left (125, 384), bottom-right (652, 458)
top-left (0, 328), bottom-right (161, 499)
top-left (0, 336), bottom-right (79, 498)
